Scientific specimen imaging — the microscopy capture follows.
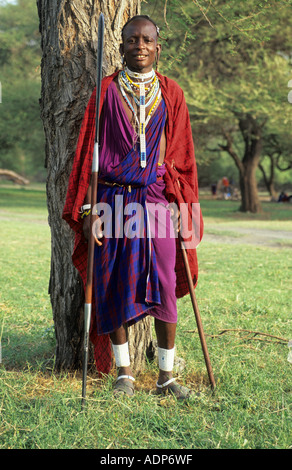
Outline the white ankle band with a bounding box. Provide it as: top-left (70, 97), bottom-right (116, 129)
top-left (116, 375), bottom-right (135, 382)
top-left (158, 347), bottom-right (175, 372)
top-left (112, 342), bottom-right (130, 368)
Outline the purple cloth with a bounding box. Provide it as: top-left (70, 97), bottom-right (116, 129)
top-left (93, 82), bottom-right (177, 334)
top-left (99, 84), bottom-right (135, 179)
top-left (146, 164), bottom-right (177, 324)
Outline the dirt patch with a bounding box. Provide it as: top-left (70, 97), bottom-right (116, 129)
top-left (202, 224), bottom-right (292, 248)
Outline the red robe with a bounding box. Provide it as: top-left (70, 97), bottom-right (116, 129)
top-left (62, 71), bottom-right (204, 374)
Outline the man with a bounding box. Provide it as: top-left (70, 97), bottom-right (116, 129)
top-left (63, 15), bottom-right (203, 399)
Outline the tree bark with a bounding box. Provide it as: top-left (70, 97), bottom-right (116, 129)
top-left (37, 0), bottom-right (155, 374)
top-left (238, 162), bottom-right (262, 213)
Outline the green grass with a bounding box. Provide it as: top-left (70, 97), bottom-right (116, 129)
top-left (0, 186), bottom-right (291, 449)
top-left (199, 193), bottom-right (292, 227)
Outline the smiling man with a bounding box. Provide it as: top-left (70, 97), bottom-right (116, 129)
top-left (63, 15), bottom-right (203, 399)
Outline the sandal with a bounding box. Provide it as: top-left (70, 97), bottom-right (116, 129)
top-left (113, 375), bottom-right (135, 397)
top-left (156, 377), bottom-right (194, 400)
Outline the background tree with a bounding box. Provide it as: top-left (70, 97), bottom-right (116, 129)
top-left (259, 133), bottom-right (292, 200)
top-left (0, 0), bottom-right (45, 180)
top-left (37, 0), bottom-right (156, 373)
top-left (144, 0), bottom-right (292, 212)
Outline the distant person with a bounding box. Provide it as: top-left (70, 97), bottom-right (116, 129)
top-left (222, 176), bottom-right (230, 199)
top-left (278, 191), bottom-right (292, 203)
top-left (222, 176), bottom-right (229, 187)
top-left (211, 183), bottom-right (217, 197)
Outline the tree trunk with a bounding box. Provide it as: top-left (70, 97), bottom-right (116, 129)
top-left (259, 156), bottom-right (278, 201)
top-left (238, 115), bottom-right (263, 213)
top-left (220, 116), bottom-right (263, 213)
top-left (239, 161), bottom-right (262, 213)
top-left (37, 0), bottom-right (154, 374)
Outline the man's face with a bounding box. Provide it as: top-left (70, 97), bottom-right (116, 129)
top-left (121, 19), bottom-right (161, 73)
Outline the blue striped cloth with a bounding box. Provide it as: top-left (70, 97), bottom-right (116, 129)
top-left (93, 96), bottom-right (167, 335)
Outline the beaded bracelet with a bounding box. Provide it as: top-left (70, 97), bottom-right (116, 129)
top-left (80, 204), bottom-right (91, 219)
top-left (80, 209), bottom-right (91, 219)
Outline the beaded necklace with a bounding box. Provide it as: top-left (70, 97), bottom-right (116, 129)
top-left (119, 70), bottom-right (159, 108)
top-left (124, 66), bottom-right (154, 81)
top-left (118, 67), bottom-right (161, 168)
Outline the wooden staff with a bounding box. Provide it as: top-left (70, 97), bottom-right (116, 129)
top-left (81, 13), bottom-right (104, 410)
top-left (178, 232), bottom-right (216, 390)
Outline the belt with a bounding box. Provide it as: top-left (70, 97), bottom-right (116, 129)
top-left (98, 176), bottom-right (162, 193)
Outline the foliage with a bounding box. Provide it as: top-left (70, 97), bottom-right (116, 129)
top-left (0, 0), bottom-right (291, 188)
top-left (0, 0), bottom-right (45, 181)
top-left (143, 0), bottom-right (292, 189)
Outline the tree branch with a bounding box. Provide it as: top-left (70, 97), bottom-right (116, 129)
top-left (276, 153), bottom-right (292, 172)
top-left (185, 328), bottom-right (288, 344)
top-left (220, 128), bottom-right (245, 174)
top-left (0, 169), bottom-right (29, 185)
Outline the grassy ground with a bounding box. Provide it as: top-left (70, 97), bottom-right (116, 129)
top-left (0, 185), bottom-right (291, 449)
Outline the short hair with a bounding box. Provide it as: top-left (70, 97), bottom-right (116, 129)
top-left (121, 15), bottom-right (160, 40)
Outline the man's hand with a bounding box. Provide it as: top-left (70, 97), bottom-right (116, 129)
top-left (169, 205), bottom-right (181, 233)
top-left (82, 215), bottom-right (103, 246)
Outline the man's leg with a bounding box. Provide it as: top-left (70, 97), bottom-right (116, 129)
top-left (110, 325), bottom-right (135, 395)
top-left (155, 318), bottom-right (193, 399)
top-left (154, 319), bottom-right (176, 386)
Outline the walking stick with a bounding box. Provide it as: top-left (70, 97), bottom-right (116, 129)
top-left (81, 13), bottom-right (105, 410)
top-left (178, 232), bottom-right (216, 390)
